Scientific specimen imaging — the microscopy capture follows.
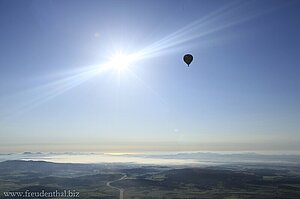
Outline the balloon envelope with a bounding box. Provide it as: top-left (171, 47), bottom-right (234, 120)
top-left (183, 54), bottom-right (193, 66)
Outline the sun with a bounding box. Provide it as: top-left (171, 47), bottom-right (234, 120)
top-left (97, 50), bottom-right (141, 74)
top-left (108, 51), bottom-right (137, 72)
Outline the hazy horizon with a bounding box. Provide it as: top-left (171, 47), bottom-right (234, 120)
top-left (2, 151), bottom-right (300, 166)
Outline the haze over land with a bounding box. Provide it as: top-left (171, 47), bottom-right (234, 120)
top-left (1, 152), bottom-right (300, 166)
top-left (1, 155), bottom-right (300, 199)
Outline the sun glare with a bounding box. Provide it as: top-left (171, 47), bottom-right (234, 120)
top-left (108, 52), bottom-right (137, 72)
top-left (94, 50), bottom-right (142, 77)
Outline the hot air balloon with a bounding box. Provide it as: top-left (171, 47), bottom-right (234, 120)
top-left (183, 54), bottom-right (193, 67)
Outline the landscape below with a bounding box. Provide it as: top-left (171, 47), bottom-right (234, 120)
top-left (0, 155), bottom-right (300, 199)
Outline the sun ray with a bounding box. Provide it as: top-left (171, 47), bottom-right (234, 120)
top-left (0, 64), bottom-right (108, 123)
top-left (133, 0), bottom-right (282, 61)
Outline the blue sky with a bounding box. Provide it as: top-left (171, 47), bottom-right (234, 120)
top-left (0, 0), bottom-right (299, 153)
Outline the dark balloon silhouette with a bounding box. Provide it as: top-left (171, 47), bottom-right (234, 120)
top-left (183, 54), bottom-right (193, 66)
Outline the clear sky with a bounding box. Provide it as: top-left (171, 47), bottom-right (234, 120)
top-left (0, 0), bottom-right (299, 153)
